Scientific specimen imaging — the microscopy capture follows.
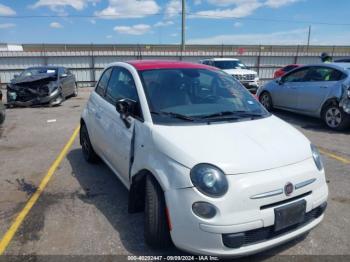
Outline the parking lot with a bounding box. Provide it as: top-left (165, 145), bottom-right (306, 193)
top-left (0, 87), bottom-right (349, 259)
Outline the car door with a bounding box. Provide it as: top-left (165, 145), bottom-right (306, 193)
top-left (297, 66), bottom-right (344, 113)
top-left (58, 68), bottom-right (69, 97)
top-left (98, 66), bottom-right (142, 185)
top-left (87, 67), bottom-right (113, 157)
top-left (273, 67), bottom-right (310, 109)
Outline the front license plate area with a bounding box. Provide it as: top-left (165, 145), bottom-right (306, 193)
top-left (274, 200), bottom-right (306, 231)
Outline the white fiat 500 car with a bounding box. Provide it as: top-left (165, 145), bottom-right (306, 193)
top-left (80, 60), bottom-right (328, 256)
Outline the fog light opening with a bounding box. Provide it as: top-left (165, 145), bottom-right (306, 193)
top-left (192, 201), bottom-right (217, 219)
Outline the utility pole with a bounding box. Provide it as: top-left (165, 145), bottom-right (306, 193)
top-left (181, 0), bottom-right (186, 52)
top-left (307, 25), bottom-right (311, 49)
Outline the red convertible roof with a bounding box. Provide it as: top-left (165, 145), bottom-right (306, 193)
top-left (127, 60), bottom-right (215, 71)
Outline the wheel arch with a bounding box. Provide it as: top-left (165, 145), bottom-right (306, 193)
top-left (320, 97), bottom-right (340, 118)
top-left (128, 169), bottom-right (164, 214)
top-left (259, 90), bottom-right (274, 110)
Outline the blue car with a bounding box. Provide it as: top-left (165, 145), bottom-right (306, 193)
top-left (257, 63), bottom-right (350, 130)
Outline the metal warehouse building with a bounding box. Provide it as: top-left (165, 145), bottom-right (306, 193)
top-left (1, 43), bottom-right (350, 87)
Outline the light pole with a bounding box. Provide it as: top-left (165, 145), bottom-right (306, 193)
top-left (181, 0), bottom-right (186, 52)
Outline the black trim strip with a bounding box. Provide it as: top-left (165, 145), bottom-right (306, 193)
top-left (260, 191), bottom-right (312, 210)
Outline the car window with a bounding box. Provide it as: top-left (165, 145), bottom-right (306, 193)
top-left (96, 68), bottom-right (112, 97)
top-left (20, 67), bottom-right (57, 77)
top-left (105, 67), bottom-right (142, 118)
top-left (213, 60), bottom-right (247, 70)
top-left (303, 67), bottom-right (344, 82)
top-left (283, 67), bottom-right (310, 83)
top-left (140, 68), bottom-right (269, 124)
top-left (106, 67), bottom-right (139, 103)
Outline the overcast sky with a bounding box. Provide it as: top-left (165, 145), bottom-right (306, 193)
top-left (1, 0), bottom-right (350, 45)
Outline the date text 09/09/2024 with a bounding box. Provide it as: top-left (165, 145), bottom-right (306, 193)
top-left (127, 256), bottom-right (219, 261)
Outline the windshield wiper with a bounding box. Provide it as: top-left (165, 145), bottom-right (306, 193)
top-left (199, 111), bottom-right (264, 119)
top-left (151, 111), bottom-right (195, 121)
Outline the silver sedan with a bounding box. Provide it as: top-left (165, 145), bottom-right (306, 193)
top-left (257, 63), bottom-right (350, 130)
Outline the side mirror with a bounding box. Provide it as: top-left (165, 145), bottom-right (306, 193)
top-left (13, 74), bottom-right (19, 79)
top-left (116, 98), bottom-right (137, 128)
top-left (60, 73), bottom-right (68, 78)
top-left (276, 78), bottom-right (284, 85)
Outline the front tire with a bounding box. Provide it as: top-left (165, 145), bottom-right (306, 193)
top-left (259, 92), bottom-right (273, 111)
top-left (322, 104), bottom-right (350, 131)
top-left (144, 176), bottom-right (172, 248)
top-left (49, 90), bottom-right (64, 107)
top-left (80, 124), bottom-right (99, 163)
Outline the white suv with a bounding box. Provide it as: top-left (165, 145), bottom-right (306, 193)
top-left (200, 58), bottom-right (259, 93)
top-left (80, 60), bottom-right (328, 256)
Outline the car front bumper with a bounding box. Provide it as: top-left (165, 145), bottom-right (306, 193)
top-left (165, 158), bottom-right (328, 257)
top-left (241, 80), bottom-right (259, 94)
top-left (340, 97), bottom-right (350, 115)
top-left (6, 88), bottom-right (60, 106)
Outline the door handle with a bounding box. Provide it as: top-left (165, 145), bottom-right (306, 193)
top-left (320, 86), bottom-right (328, 89)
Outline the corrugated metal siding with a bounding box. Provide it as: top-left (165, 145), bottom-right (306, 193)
top-left (1, 45), bottom-right (350, 87)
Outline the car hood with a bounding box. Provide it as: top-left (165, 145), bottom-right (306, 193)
top-left (222, 68), bottom-right (257, 76)
top-left (151, 115), bottom-right (312, 175)
top-left (11, 74), bottom-right (57, 85)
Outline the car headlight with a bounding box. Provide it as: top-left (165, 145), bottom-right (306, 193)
top-left (311, 144), bottom-right (324, 171)
top-left (190, 163), bottom-right (228, 197)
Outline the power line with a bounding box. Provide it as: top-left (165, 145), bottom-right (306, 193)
top-left (1, 12), bottom-right (350, 26)
top-left (187, 13), bottom-right (350, 26)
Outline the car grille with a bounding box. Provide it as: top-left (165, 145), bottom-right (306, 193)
top-left (222, 202), bottom-right (327, 248)
top-left (233, 74), bottom-right (255, 81)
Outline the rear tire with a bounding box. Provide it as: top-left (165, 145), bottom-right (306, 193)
top-left (72, 83), bottom-right (78, 97)
top-left (80, 124), bottom-right (99, 163)
top-left (0, 103), bottom-right (5, 125)
top-left (144, 176), bottom-right (172, 249)
top-left (259, 92), bottom-right (273, 111)
top-left (322, 104), bottom-right (350, 131)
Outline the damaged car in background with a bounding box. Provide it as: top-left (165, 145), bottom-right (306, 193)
top-left (0, 89), bottom-right (5, 126)
top-left (258, 63), bottom-right (350, 130)
top-left (7, 66), bottom-right (78, 107)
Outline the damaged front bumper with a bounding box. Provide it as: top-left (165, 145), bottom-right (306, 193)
top-left (6, 87), bottom-right (60, 107)
top-left (340, 86), bottom-right (350, 114)
top-left (240, 80), bottom-right (259, 94)
top-left (340, 97), bottom-right (350, 114)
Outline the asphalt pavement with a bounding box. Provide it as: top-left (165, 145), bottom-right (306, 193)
top-left (0, 87), bottom-right (349, 260)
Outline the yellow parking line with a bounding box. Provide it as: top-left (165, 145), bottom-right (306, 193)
top-left (319, 148), bottom-right (350, 164)
top-left (0, 125), bottom-right (80, 255)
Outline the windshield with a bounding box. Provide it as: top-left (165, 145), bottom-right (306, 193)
top-left (140, 68), bottom-right (269, 124)
top-left (20, 68), bottom-right (57, 77)
top-left (213, 60), bottom-right (247, 70)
